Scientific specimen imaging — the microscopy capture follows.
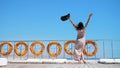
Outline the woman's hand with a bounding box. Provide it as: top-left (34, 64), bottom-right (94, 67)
top-left (89, 13), bottom-right (93, 17)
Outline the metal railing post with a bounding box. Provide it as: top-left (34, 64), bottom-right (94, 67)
top-left (7, 41), bottom-right (8, 59)
top-left (20, 43), bottom-right (22, 60)
top-left (63, 41), bottom-right (65, 59)
top-left (103, 41), bottom-right (105, 58)
top-left (56, 42), bottom-right (57, 59)
top-left (13, 41), bottom-right (15, 60)
top-left (27, 42), bottom-right (29, 59)
top-left (111, 40), bottom-right (113, 58)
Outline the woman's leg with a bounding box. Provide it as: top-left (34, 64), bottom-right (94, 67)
top-left (74, 54), bottom-right (81, 64)
top-left (74, 57), bottom-right (81, 64)
top-left (81, 53), bottom-right (86, 64)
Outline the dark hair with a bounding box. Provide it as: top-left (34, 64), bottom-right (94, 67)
top-left (76, 22), bottom-right (84, 30)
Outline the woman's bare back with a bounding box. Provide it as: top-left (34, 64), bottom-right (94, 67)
top-left (77, 28), bottom-right (86, 40)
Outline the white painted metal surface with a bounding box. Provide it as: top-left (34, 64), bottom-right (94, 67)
top-left (0, 58), bottom-right (7, 66)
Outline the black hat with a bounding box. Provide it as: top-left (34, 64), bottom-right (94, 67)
top-left (61, 14), bottom-right (70, 21)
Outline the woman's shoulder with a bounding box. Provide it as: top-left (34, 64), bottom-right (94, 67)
top-left (77, 28), bottom-right (86, 31)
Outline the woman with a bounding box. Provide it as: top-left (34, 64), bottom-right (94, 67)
top-left (68, 13), bottom-right (93, 64)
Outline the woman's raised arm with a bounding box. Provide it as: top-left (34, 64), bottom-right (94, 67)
top-left (85, 13), bottom-right (93, 28)
top-left (68, 18), bottom-right (77, 29)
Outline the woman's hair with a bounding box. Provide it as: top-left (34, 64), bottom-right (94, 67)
top-left (76, 22), bottom-right (84, 30)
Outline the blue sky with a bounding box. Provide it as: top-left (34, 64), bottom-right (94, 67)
top-left (0, 0), bottom-right (120, 40)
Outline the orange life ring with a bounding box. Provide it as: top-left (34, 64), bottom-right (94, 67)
top-left (64, 40), bottom-right (75, 55)
top-left (83, 40), bottom-right (98, 56)
top-left (30, 41), bottom-right (45, 56)
top-left (14, 42), bottom-right (28, 56)
top-left (0, 42), bottom-right (13, 56)
top-left (47, 41), bottom-right (62, 57)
